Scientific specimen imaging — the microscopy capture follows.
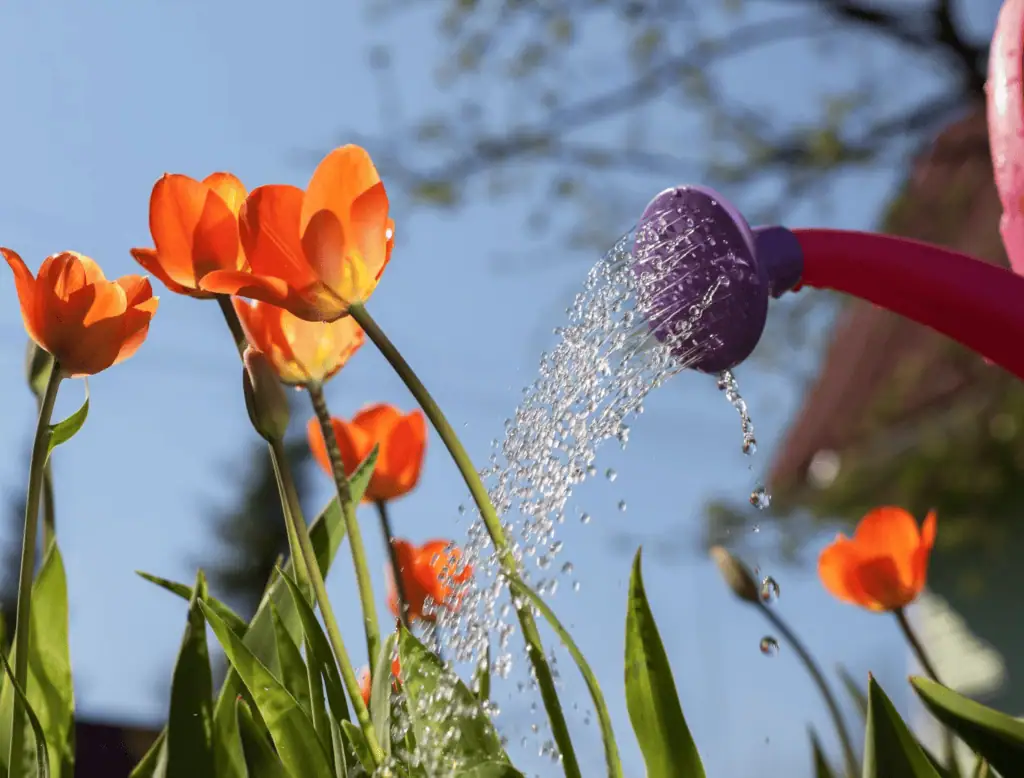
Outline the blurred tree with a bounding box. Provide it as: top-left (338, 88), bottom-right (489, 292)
top-left (340, 0), bottom-right (1006, 561)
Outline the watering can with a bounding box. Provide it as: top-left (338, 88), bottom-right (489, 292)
top-left (632, 0), bottom-right (1024, 380)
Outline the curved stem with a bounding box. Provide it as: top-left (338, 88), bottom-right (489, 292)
top-left (40, 465), bottom-right (56, 553)
top-left (216, 295), bottom-right (248, 356)
top-left (757, 601), bottom-right (859, 777)
top-left (376, 500), bottom-right (410, 630)
top-left (895, 607), bottom-right (957, 771)
top-left (269, 438), bottom-right (383, 765)
top-left (349, 302), bottom-right (584, 778)
top-left (306, 383), bottom-right (381, 674)
top-left (9, 363), bottom-right (62, 771)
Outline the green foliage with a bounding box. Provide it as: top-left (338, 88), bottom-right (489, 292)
top-left (0, 647), bottom-right (49, 778)
top-left (624, 549), bottom-right (705, 778)
top-left (863, 676), bottom-right (942, 778)
top-left (44, 386), bottom-right (89, 461)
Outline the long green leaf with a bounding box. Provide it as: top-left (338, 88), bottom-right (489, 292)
top-left (624, 549), bottom-right (705, 778)
top-left (136, 573), bottom-right (249, 637)
top-left (279, 570), bottom-right (351, 726)
top-left (46, 383), bottom-right (89, 458)
top-left (0, 543), bottom-right (74, 778)
top-left (863, 675), bottom-right (942, 778)
top-left (398, 627), bottom-right (510, 771)
top-left (340, 721), bottom-right (373, 774)
top-left (369, 633), bottom-right (397, 759)
top-left (837, 665), bottom-right (869, 722)
top-left (809, 729), bottom-right (837, 778)
top-left (911, 676), bottom-right (1024, 778)
top-left (166, 572), bottom-right (215, 778)
top-left (270, 604), bottom-right (312, 716)
top-left (199, 602), bottom-right (333, 778)
top-left (128, 731), bottom-right (166, 778)
top-left (235, 699), bottom-right (290, 778)
top-left (0, 647), bottom-right (49, 778)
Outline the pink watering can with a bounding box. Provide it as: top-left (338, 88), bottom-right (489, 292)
top-left (631, 0), bottom-right (1024, 380)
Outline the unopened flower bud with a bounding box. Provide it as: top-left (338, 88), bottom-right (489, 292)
top-left (24, 340), bottom-right (54, 398)
top-left (243, 346), bottom-right (290, 441)
top-left (709, 545), bottom-right (760, 604)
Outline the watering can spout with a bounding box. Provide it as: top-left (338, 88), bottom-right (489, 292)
top-left (633, 186), bottom-right (1024, 380)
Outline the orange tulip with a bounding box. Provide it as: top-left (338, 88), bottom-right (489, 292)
top-left (387, 539), bottom-right (473, 623)
top-left (818, 506), bottom-right (937, 612)
top-left (4, 249), bottom-right (159, 377)
top-left (233, 299), bottom-right (364, 386)
top-left (307, 404), bottom-right (426, 502)
top-left (358, 653), bottom-right (402, 708)
top-left (130, 172), bottom-right (248, 298)
top-left (197, 145), bottom-right (395, 322)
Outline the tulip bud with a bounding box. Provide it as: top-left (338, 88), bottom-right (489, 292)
top-left (709, 545), bottom-right (760, 605)
top-left (24, 340), bottom-right (54, 398)
top-left (243, 346), bottom-right (290, 442)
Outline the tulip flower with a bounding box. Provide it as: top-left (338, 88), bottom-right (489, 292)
top-left (818, 506), bottom-right (937, 612)
top-left (130, 172), bottom-right (248, 298)
top-left (234, 299), bottom-right (364, 386)
top-left (197, 145), bottom-right (396, 322)
top-left (358, 653), bottom-right (402, 708)
top-left (387, 539), bottom-right (473, 623)
top-left (308, 404), bottom-right (426, 503)
top-left (4, 249), bottom-right (159, 377)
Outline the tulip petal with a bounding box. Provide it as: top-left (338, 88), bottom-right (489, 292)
top-left (130, 247), bottom-right (214, 298)
top-left (851, 556), bottom-right (914, 611)
top-left (202, 172), bottom-right (247, 216)
top-left (386, 411), bottom-right (426, 495)
top-left (239, 185), bottom-right (316, 287)
top-left (111, 276), bottom-right (159, 367)
top-left (2, 247), bottom-right (45, 347)
top-left (818, 539), bottom-right (879, 610)
top-left (350, 182), bottom-right (391, 281)
top-left (852, 506), bottom-right (922, 588)
top-left (300, 145), bottom-right (382, 235)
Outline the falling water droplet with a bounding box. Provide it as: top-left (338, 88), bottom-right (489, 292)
top-left (759, 636), bottom-right (779, 656)
top-left (760, 576), bottom-right (780, 603)
top-left (749, 486), bottom-right (771, 510)
top-left (617, 500), bottom-right (627, 512)
top-left (580, 512), bottom-right (591, 525)
top-left (458, 504), bottom-right (466, 515)
top-left (586, 465), bottom-right (597, 477)
top-left (605, 468), bottom-right (618, 482)
top-left (561, 562), bottom-right (574, 575)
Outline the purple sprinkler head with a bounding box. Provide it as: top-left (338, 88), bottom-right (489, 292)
top-left (631, 185), bottom-right (803, 373)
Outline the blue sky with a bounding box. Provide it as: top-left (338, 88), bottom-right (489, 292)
top-left (0, 1), bottom-right (999, 775)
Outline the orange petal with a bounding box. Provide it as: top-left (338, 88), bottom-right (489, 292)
top-left (852, 507), bottom-right (922, 588)
top-left (388, 539), bottom-right (430, 621)
top-left (202, 172), bottom-right (247, 216)
top-left (130, 247), bottom-right (213, 298)
top-left (150, 174), bottom-right (241, 287)
top-left (851, 556), bottom-right (915, 610)
top-left (384, 411), bottom-right (427, 498)
top-left (334, 420), bottom-right (375, 490)
top-left (350, 182), bottom-right (391, 282)
top-left (910, 509), bottom-right (938, 596)
top-left (300, 145), bottom-right (382, 235)
top-left (818, 539), bottom-right (881, 610)
top-left (2, 248), bottom-right (45, 347)
top-left (239, 185), bottom-right (317, 288)
top-left (112, 277), bottom-right (159, 367)
top-left (198, 269), bottom-right (292, 306)
top-left (353, 404), bottom-right (402, 444)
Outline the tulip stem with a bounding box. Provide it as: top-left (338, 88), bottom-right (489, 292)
top-left (349, 302), bottom-right (583, 778)
top-left (9, 363), bottom-right (63, 772)
top-left (376, 500), bottom-right (410, 630)
top-left (265, 442), bottom-right (314, 604)
top-left (268, 437), bottom-right (383, 766)
top-left (756, 601), bottom-right (859, 777)
top-left (216, 294), bottom-right (248, 356)
top-left (307, 383), bottom-right (382, 675)
top-left (895, 607), bottom-right (958, 771)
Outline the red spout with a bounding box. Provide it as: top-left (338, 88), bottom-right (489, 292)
top-left (793, 229), bottom-right (1024, 380)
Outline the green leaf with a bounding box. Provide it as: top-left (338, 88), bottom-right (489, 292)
top-left (369, 633), bottom-right (397, 759)
top-left (165, 572), bottom-right (215, 778)
top-left (340, 721), bottom-right (373, 774)
top-left (136, 572), bottom-right (249, 638)
top-left (306, 636), bottom-right (331, 747)
top-left (270, 604), bottom-right (312, 716)
top-left (199, 602), bottom-right (333, 778)
top-left (46, 383), bottom-right (89, 458)
top-left (460, 763), bottom-right (526, 778)
top-left (0, 646), bottom-right (49, 778)
top-left (330, 719), bottom-right (348, 778)
top-left (398, 627), bottom-right (510, 770)
top-left (472, 643), bottom-right (491, 703)
top-left (235, 698), bottom-right (289, 778)
top-left (863, 675), bottom-right (942, 777)
top-left (624, 548), bottom-right (705, 778)
top-left (0, 543), bottom-right (75, 778)
top-left (278, 570), bottom-right (351, 727)
top-left (809, 729), bottom-right (837, 778)
top-left (128, 731), bottom-right (166, 778)
top-left (911, 676), bottom-right (1024, 778)
top-left (837, 664), bottom-right (869, 722)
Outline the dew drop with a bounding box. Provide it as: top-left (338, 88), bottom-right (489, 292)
top-left (749, 486), bottom-right (771, 510)
top-left (617, 500), bottom-right (627, 512)
top-left (759, 636), bottom-right (779, 656)
top-left (580, 512), bottom-right (591, 525)
top-left (561, 562), bottom-right (574, 575)
top-left (605, 468), bottom-right (618, 482)
top-left (760, 576), bottom-right (780, 603)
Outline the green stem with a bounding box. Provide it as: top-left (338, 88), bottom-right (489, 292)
top-left (40, 465), bottom-right (55, 553)
top-left (757, 601), bottom-right (859, 777)
top-left (216, 295), bottom-right (248, 356)
top-left (895, 608), bottom-right (958, 773)
top-left (269, 438), bottom-right (383, 766)
top-left (349, 302), bottom-right (583, 778)
top-left (9, 363), bottom-right (62, 772)
top-left (307, 383), bottom-right (381, 675)
top-left (376, 500), bottom-right (410, 630)
top-left (266, 444), bottom-right (313, 604)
